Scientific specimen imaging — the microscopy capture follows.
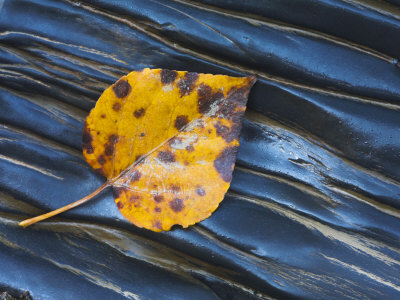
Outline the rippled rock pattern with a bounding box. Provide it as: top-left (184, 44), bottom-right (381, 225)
top-left (0, 1), bottom-right (399, 299)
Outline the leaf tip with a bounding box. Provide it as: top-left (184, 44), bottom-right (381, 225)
top-left (248, 74), bottom-right (258, 85)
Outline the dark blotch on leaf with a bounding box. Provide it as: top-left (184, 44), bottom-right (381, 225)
top-left (155, 221), bottom-right (163, 230)
top-left (130, 195), bottom-right (141, 208)
top-left (214, 119), bottom-right (242, 143)
top-left (169, 137), bottom-right (182, 147)
top-left (129, 195), bottom-right (141, 202)
top-left (82, 125), bottom-right (94, 154)
top-left (226, 86), bottom-right (249, 108)
top-left (116, 201), bottom-right (124, 209)
top-left (227, 110), bottom-right (246, 143)
top-left (232, 110), bottom-right (245, 124)
top-left (186, 145), bottom-right (194, 152)
top-left (197, 84), bottom-right (211, 113)
top-left (113, 79), bottom-right (131, 98)
top-left (178, 72), bottom-right (199, 97)
top-left (113, 102), bottom-right (122, 111)
top-left (154, 195), bottom-right (164, 203)
top-left (134, 108), bottom-right (145, 118)
top-left (105, 144), bottom-right (114, 156)
top-left (135, 154), bottom-right (145, 164)
top-left (217, 101), bottom-right (236, 119)
top-left (214, 122), bottom-right (230, 139)
top-left (196, 187), bottom-right (206, 196)
top-left (158, 151), bottom-right (175, 163)
top-left (130, 169), bottom-right (141, 182)
top-left (170, 184), bottom-right (180, 192)
top-left (174, 115), bottom-right (189, 130)
top-left (101, 114), bottom-right (106, 118)
top-left (97, 155), bottom-right (106, 165)
top-left (227, 124), bottom-right (242, 143)
top-left (214, 146), bottom-right (239, 182)
top-left (109, 134), bottom-right (118, 143)
top-left (169, 198), bottom-right (184, 212)
top-left (217, 78), bottom-right (255, 117)
top-left (197, 84), bottom-right (224, 114)
top-left (112, 187), bottom-right (124, 199)
top-left (95, 168), bottom-right (106, 177)
top-left (105, 134), bottom-right (118, 156)
top-left (160, 69), bottom-right (178, 85)
top-left (155, 207), bottom-right (161, 213)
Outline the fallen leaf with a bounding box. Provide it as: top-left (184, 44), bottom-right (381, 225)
top-left (19, 68), bottom-right (257, 231)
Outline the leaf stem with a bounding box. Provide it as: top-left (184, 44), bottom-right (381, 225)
top-left (18, 182), bottom-right (110, 228)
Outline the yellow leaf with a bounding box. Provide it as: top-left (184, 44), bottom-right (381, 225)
top-left (19, 68), bottom-right (256, 231)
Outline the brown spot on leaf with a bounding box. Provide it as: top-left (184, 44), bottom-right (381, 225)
top-left (197, 84), bottom-right (211, 113)
top-left (226, 86), bottom-right (250, 108)
top-left (217, 100), bottom-right (236, 119)
top-left (185, 144), bottom-right (194, 152)
top-left (101, 114), bottom-right (106, 118)
top-left (113, 102), bottom-right (122, 111)
top-left (105, 134), bottom-right (118, 156)
top-left (227, 124), bottom-right (242, 143)
top-left (112, 187), bottom-right (124, 199)
top-left (129, 194), bottom-right (141, 208)
top-left (174, 115), bottom-right (189, 130)
top-left (170, 184), bottom-right (180, 193)
top-left (160, 69), bottom-right (178, 85)
top-left (225, 110), bottom-right (246, 143)
top-left (178, 72), bottom-right (199, 96)
top-left (169, 137), bottom-right (182, 147)
top-left (198, 84), bottom-right (224, 114)
top-left (214, 121), bottom-right (230, 139)
top-left (95, 168), bottom-right (106, 177)
top-left (104, 146), bottom-right (113, 156)
top-left (109, 134), bottom-right (118, 143)
top-left (214, 146), bottom-right (238, 182)
top-left (216, 80), bottom-right (255, 118)
top-left (158, 151), bottom-right (175, 163)
top-left (135, 154), bottom-right (145, 165)
top-left (116, 201), bottom-right (124, 209)
top-left (169, 198), bottom-right (184, 212)
top-left (82, 125), bottom-right (94, 154)
top-left (113, 79), bottom-right (131, 98)
top-left (155, 221), bottom-right (163, 230)
top-left (140, 132), bottom-right (145, 137)
top-left (129, 194), bottom-right (141, 202)
top-left (154, 195), bottom-right (164, 203)
top-left (97, 155), bottom-right (106, 165)
top-left (129, 169), bottom-right (141, 182)
top-left (154, 207), bottom-right (161, 213)
top-left (134, 108), bottom-right (145, 118)
top-left (232, 109), bottom-right (245, 124)
top-left (196, 187), bottom-right (206, 196)
top-left (214, 120), bottom-right (242, 143)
